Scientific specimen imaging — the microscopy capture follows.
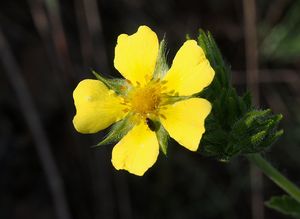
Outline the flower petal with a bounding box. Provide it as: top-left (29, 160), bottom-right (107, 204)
top-left (160, 98), bottom-right (211, 151)
top-left (73, 79), bottom-right (126, 134)
top-left (111, 122), bottom-right (159, 176)
top-left (164, 40), bottom-right (215, 96)
top-left (114, 25), bottom-right (159, 86)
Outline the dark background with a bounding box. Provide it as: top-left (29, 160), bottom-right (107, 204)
top-left (1, 0), bottom-right (300, 218)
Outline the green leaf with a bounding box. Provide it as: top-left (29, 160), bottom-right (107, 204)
top-left (92, 113), bottom-right (135, 147)
top-left (197, 30), bottom-right (283, 160)
top-left (231, 109), bottom-right (283, 154)
top-left (198, 30), bottom-right (230, 89)
top-left (242, 92), bottom-right (252, 111)
top-left (260, 1), bottom-right (300, 62)
top-left (266, 195), bottom-right (300, 218)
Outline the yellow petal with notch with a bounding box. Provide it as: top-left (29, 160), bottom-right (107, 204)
top-left (164, 40), bottom-right (215, 96)
top-left (73, 79), bottom-right (126, 134)
top-left (111, 122), bottom-right (159, 176)
top-left (160, 98), bottom-right (211, 151)
top-left (114, 25), bottom-right (159, 86)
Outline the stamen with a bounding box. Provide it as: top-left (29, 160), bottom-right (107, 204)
top-left (154, 78), bottom-right (160, 83)
top-left (159, 114), bottom-right (167, 120)
top-left (126, 79), bottom-right (132, 84)
top-left (108, 90), bottom-right (116, 95)
top-left (125, 78), bottom-right (175, 121)
top-left (161, 86), bottom-right (167, 91)
top-left (168, 90), bottom-right (175, 94)
top-left (145, 74), bottom-right (151, 81)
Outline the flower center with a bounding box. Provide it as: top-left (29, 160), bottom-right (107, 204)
top-left (130, 82), bottom-right (162, 118)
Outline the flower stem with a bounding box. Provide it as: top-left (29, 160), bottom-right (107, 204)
top-left (247, 153), bottom-right (300, 203)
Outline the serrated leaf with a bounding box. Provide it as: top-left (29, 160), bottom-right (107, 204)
top-left (259, 129), bottom-right (284, 149)
top-left (198, 30), bottom-right (230, 89)
top-left (197, 31), bottom-right (283, 160)
top-left (250, 130), bottom-right (267, 146)
top-left (266, 195), bottom-right (300, 218)
top-left (244, 109), bottom-right (271, 127)
top-left (242, 92), bottom-right (252, 110)
top-left (92, 113), bottom-right (135, 147)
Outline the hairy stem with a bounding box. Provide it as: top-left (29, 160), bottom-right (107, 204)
top-left (247, 154), bottom-right (300, 204)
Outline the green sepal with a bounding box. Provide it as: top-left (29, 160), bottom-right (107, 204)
top-left (155, 123), bottom-right (169, 156)
top-left (163, 95), bottom-right (190, 105)
top-left (92, 70), bottom-right (132, 95)
top-left (266, 195), bottom-right (300, 218)
top-left (146, 118), bottom-right (169, 156)
top-left (153, 38), bottom-right (169, 80)
top-left (92, 113), bottom-right (135, 147)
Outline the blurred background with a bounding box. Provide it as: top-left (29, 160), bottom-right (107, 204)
top-left (1, 0), bottom-right (300, 218)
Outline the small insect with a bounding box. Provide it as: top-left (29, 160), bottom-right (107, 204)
top-left (146, 118), bottom-right (156, 131)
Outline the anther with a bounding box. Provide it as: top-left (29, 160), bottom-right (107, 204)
top-left (159, 114), bottom-right (167, 120)
top-left (126, 79), bottom-right (132, 84)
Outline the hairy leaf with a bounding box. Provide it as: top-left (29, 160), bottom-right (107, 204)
top-left (266, 195), bottom-right (300, 218)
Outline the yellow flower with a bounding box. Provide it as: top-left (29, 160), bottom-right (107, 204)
top-left (73, 25), bottom-right (215, 176)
